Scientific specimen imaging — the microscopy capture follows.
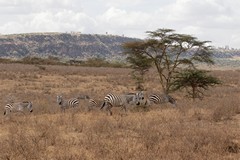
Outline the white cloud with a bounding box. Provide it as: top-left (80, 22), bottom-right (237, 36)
top-left (0, 0), bottom-right (240, 48)
top-left (30, 10), bottom-right (97, 32)
top-left (98, 0), bottom-right (144, 8)
top-left (98, 7), bottom-right (150, 26)
top-left (96, 7), bottom-right (152, 37)
top-left (0, 9), bottom-right (96, 34)
top-left (151, 0), bottom-right (240, 47)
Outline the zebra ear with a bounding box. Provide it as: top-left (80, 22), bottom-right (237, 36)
top-left (57, 95), bottom-right (62, 99)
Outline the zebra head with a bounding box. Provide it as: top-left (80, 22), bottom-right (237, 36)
top-left (135, 91), bottom-right (145, 106)
top-left (57, 95), bottom-right (63, 105)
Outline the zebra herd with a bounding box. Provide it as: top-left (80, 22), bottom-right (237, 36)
top-left (3, 91), bottom-right (176, 116)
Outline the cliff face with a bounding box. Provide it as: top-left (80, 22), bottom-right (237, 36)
top-left (0, 33), bottom-right (138, 60)
top-left (0, 32), bottom-right (240, 61)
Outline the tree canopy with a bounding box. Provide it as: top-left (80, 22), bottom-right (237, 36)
top-left (170, 69), bottom-right (221, 100)
top-left (123, 28), bottom-right (214, 93)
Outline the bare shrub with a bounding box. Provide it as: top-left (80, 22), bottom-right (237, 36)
top-left (224, 139), bottom-right (240, 154)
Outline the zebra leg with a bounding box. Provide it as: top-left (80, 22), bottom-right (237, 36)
top-left (100, 101), bottom-right (112, 115)
top-left (100, 101), bottom-right (106, 110)
top-left (106, 103), bottom-right (113, 116)
top-left (121, 105), bottom-right (128, 116)
top-left (86, 105), bottom-right (91, 112)
top-left (3, 109), bottom-right (10, 116)
top-left (3, 109), bottom-right (10, 121)
top-left (108, 108), bottom-right (112, 116)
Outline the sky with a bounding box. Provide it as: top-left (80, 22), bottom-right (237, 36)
top-left (0, 0), bottom-right (240, 48)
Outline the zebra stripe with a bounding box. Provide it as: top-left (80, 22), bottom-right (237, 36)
top-left (88, 98), bottom-right (98, 108)
top-left (57, 95), bottom-right (79, 112)
top-left (148, 94), bottom-right (176, 106)
top-left (85, 98), bottom-right (98, 111)
top-left (77, 95), bottom-right (98, 110)
top-left (100, 91), bottom-right (144, 115)
top-left (4, 101), bottom-right (33, 115)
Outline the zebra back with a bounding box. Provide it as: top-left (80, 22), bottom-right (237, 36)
top-left (88, 98), bottom-right (98, 108)
top-left (102, 93), bottom-right (127, 108)
top-left (100, 93), bottom-right (128, 115)
top-left (84, 98), bottom-right (99, 111)
top-left (149, 93), bottom-right (176, 106)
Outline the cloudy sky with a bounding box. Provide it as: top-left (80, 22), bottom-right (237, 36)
top-left (0, 0), bottom-right (240, 48)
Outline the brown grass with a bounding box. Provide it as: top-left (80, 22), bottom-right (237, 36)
top-left (0, 63), bottom-right (239, 160)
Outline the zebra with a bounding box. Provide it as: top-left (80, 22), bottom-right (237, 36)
top-left (77, 95), bottom-right (98, 111)
top-left (148, 93), bottom-right (176, 107)
top-left (57, 95), bottom-right (80, 112)
top-left (4, 101), bottom-right (33, 116)
top-left (100, 91), bottom-right (145, 115)
top-left (88, 98), bottom-right (98, 109)
top-left (124, 92), bottom-right (146, 105)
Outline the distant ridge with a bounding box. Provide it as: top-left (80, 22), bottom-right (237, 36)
top-left (0, 32), bottom-right (139, 60)
top-left (0, 32), bottom-right (240, 66)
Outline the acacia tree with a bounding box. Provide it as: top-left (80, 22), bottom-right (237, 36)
top-left (126, 50), bottom-right (152, 90)
top-left (170, 69), bottom-right (221, 100)
top-left (123, 28), bottom-right (214, 94)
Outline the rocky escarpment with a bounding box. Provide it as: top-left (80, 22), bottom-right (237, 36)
top-left (0, 32), bottom-right (138, 60)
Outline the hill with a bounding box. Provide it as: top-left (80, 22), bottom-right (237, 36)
top-left (0, 32), bottom-right (240, 68)
top-left (0, 32), bottom-right (138, 60)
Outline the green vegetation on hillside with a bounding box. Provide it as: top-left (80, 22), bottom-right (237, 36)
top-left (0, 56), bottom-right (128, 68)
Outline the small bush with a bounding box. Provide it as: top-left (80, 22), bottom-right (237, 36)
top-left (225, 139), bottom-right (240, 153)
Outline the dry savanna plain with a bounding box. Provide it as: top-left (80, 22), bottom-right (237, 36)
top-left (0, 63), bottom-right (239, 160)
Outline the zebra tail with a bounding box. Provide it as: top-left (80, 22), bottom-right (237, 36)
top-left (3, 110), bottom-right (6, 115)
top-left (100, 101), bottom-right (106, 110)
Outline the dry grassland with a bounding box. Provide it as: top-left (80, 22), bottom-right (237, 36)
top-left (0, 63), bottom-right (239, 160)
